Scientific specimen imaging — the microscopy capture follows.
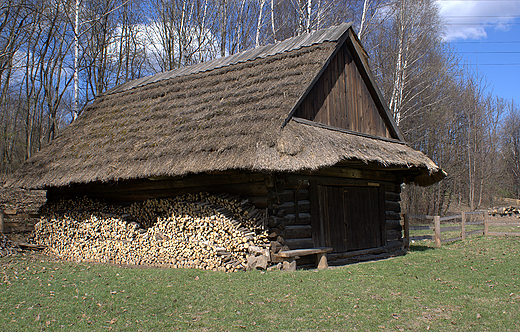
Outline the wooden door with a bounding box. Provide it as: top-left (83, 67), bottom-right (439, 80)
top-left (318, 185), bottom-right (386, 252)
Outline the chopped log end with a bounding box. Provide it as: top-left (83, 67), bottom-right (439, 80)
top-left (34, 193), bottom-right (270, 271)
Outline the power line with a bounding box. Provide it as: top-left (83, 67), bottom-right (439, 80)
top-left (445, 16), bottom-right (520, 18)
top-left (451, 41), bottom-right (520, 44)
top-left (445, 22), bottom-right (520, 25)
top-left (439, 0), bottom-right (519, 1)
top-left (457, 51), bottom-right (520, 54)
top-left (464, 63), bottom-right (520, 65)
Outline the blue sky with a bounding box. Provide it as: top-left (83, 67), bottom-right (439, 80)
top-left (436, 0), bottom-right (520, 104)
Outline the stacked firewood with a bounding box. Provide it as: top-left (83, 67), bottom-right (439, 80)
top-left (489, 206), bottom-right (520, 217)
top-left (35, 193), bottom-right (270, 271)
top-left (0, 233), bottom-right (17, 257)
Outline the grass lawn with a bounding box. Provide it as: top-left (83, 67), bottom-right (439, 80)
top-left (1, 236), bottom-right (519, 331)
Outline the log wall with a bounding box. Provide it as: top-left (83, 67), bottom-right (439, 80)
top-left (267, 168), bottom-right (405, 264)
top-left (47, 167), bottom-right (406, 266)
top-left (46, 171), bottom-right (270, 208)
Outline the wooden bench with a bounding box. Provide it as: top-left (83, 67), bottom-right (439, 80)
top-left (272, 247), bottom-right (333, 270)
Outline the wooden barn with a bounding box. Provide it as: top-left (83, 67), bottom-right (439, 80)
top-left (10, 23), bottom-right (445, 265)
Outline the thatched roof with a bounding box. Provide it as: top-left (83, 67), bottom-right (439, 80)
top-left (9, 23), bottom-right (444, 189)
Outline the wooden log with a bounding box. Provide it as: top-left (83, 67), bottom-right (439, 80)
top-left (275, 247), bottom-right (333, 258)
top-left (0, 210), bottom-right (3, 234)
top-left (4, 224), bottom-right (36, 233)
top-left (403, 214), bottom-right (409, 248)
top-left (15, 242), bottom-right (45, 250)
top-left (282, 260), bottom-right (297, 271)
top-left (298, 167), bottom-right (398, 183)
top-left (279, 213), bottom-right (312, 226)
top-left (484, 214), bottom-right (489, 235)
top-left (386, 229), bottom-right (401, 241)
top-left (386, 219), bottom-right (402, 230)
top-left (330, 252), bottom-right (402, 266)
top-left (466, 221), bottom-right (484, 225)
top-left (487, 232), bottom-right (520, 237)
top-left (440, 226), bottom-right (461, 232)
top-left (386, 211), bottom-right (401, 220)
top-left (434, 216), bottom-right (441, 248)
top-left (461, 211), bottom-right (466, 240)
top-left (385, 191), bottom-right (400, 201)
top-left (284, 238), bottom-right (314, 250)
top-left (49, 174), bottom-right (268, 202)
top-left (409, 225), bottom-right (434, 230)
top-left (273, 247), bottom-right (332, 270)
top-left (487, 222), bottom-right (520, 227)
top-left (244, 196), bottom-right (268, 209)
top-left (440, 215), bottom-right (462, 222)
top-left (327, 241), bottom-right (403, 261)
top-left (466, 229), bottom-right (484, 236)
top-left (283, 225), bottom-right (312, 239)
top-left (268, 190), bottom-right (293, 202)
top-left (296, 189), bottom-right (309, 200)
top-left (385, 200), bottom-right (401, 212)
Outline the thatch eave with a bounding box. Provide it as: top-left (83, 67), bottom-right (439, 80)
top-left (7, 23), bottom-right (444, 191)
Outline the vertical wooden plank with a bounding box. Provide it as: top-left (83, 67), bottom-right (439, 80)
top-left (484, 212), bottom-right (489, 235)
top-left (403, 213), bottom-right (409, 248)
top-left (317, 185), bottom-right (327, 247)
top-left (338, 46), bottom-right (347, 129)
top-left (345, 52), bottom-right (355, 132)
top-left (334, 47), bottom-right (343, 128)
top-left (343, 185), bottom-right (384, 250)
top-left (434, 216), bottom-right (441, 248)
top-left (0, 210), bottom-right (4, 234)
top-left (461, 211), bottom-right (466, 240)
top-left (378, 185), bottom-right (387, 247)
top-left (309, 180), bottom-right (321, 247)
top-left (344, 50), bottom-right (353, 131)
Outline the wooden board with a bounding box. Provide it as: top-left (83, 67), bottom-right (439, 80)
top-left (294, 42), bottom-right (392, 139)
top-left (275, 247), bottom-right (333, 258)
top-left (317, 184), bottom-right (386, 252)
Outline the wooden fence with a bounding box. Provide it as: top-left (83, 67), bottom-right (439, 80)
top-left (402, 212), bottom-right (520, 248)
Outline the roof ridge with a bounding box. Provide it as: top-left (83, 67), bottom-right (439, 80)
top-left (104, 23), bottom-right (352, 96)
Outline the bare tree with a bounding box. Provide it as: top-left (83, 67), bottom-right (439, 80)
top-left (502, 102), bottom-right (520, 199)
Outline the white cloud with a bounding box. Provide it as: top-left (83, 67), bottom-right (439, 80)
top-left (436, 0), bottom-right (520, 41)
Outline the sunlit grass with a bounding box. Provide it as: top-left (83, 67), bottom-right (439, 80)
top-left (1, 236), bottom-right (519, 331)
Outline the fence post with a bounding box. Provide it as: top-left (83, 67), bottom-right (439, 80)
top-left (461, 211), bottom-right (466, 240)
top-left (0, 210), bottom-right (4, 234)
top-left (403, 214), bottom-right (409, 249)
top-left (484, 212), bottom-right (489, 235)
top-left (434, 216), bottom-right (441, 248)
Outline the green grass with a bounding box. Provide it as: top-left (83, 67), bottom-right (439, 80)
top-left (1, 236), bottom-right (519, 331)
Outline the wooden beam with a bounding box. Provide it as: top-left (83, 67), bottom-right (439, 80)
top-left (461, 211), bottom-right (466, 240)
top-left (434, 216), bottom-right (441, 248)
top-left (403, 214), bottom-right (409, 248)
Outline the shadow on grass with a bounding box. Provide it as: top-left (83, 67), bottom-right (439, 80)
top-left (408, 244), bottom-right (435, 252)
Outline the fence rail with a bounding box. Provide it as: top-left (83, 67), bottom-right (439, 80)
top-left (403, 211), bottom-right (520, 248)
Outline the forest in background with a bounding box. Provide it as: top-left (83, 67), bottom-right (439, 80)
top-left (1, 0), bottom-right (519, 215)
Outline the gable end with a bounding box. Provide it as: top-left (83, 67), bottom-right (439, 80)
top-left (287, 27), bottom-right (403, 141)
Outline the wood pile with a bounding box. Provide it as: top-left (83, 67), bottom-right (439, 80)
top-left (489, 206), bottom-right (520, 217)
top-left (0, 233), bottom-right (17, 257)
top-left (35, 193), bottom-right (270, 271)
